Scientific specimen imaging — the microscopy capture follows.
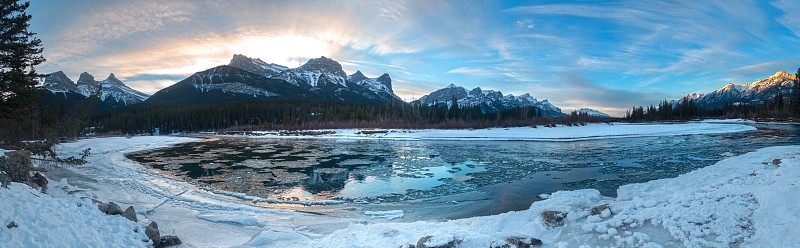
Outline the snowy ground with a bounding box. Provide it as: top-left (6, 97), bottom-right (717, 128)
top-left (241, 122), bottom-right (756, 141)
top-left (5, 122), bottom-right (797, 247)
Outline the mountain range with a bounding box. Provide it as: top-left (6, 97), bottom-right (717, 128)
top-left (412, 84), bottom-right (565, 117)
top-left (41, 71), bottom-right (150, 109)
top-left (674, 70), bottom-right (797, 108)
top-left (145, 55), bottom-right (401, 105)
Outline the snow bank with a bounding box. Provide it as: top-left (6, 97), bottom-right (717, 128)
top-left (285, 145), bottom-right (800, 247)
top-left (0, 183), bottom-right (150, 247)
top-left (243, 122), bottom-right (755, 141)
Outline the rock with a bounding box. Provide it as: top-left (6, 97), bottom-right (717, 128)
top-left (7, 221), bottom-right (17, 229)
top-left (0, 172), bottom-right (8, 188)
top-left (122, 206), bottom-right (137, 222)
top-left (97, 202), bottom-right (108, 213)
top-left (159, 236), bottom-right (182, 247)
top-left (772, 159), bottom-right (782, 166)
top-left (416, 236), bottom-right (432, 248)
top-left (106, 202), bottom-right (123, 215)
top-left (145, 221), bottom-right (160, 247)
top-left (541, 210), bottom-right (567, 227)
top-left (416, 235), bottom-right (459, 248)
top-left (591, 204), bottom-right (610, 215)
top-left (505, 237), bottom-right (542, 248)
top-left (32, 172), bottom-right (48, 193)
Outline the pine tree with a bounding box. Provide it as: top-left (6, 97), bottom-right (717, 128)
top-left (793, 67), bottom-right (800, 117)
top-left (0, 1), bottom-right (45, 120)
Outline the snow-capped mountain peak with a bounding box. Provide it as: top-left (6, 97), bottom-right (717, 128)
top-left (228, 54), bottom-right (287, 77)
top-left (677, 70), bottom-right (797, 108)
top-left (42, 71), bottom-right (78, 93)
top-left (348, 70), bottom-right (368, 82)
top-left (273, 56), bottom-right (348, 87)
top-left (76, 72), bottom-right (100, 96)
top-left (347, 70), bottom-right (396, 97)
top-left (97, 73), bottom-right (150, 105)
top-left (414, 84), bottom-right (564, 116)
top-left (577, 108), bottom-right (611, 118)
top-left (102, 73), bottom-right (124, 86)
top-left (43, 71), bottom-right (149, 106)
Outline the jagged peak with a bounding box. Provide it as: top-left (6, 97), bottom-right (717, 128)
top-left (49, 71), bottom-right (68, 78)
top-left (102, 73), bottom-right (125, 85)
top-left (349, 70), bottom-right (368, 82)
top-left (446, 83), bottom-right (459, 88)
top-left (769, 70), bottom-right (790, 79)
top-left (77, 72), bottom-right (97, 86)
top-left (298, 56), bottom-right (346, 78)
top-left (377, 73), bottom-right (390, 80)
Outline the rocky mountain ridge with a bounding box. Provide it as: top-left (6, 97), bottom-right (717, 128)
top-left (42, 71), bottom-right (150, 106)
top-left (412, 84), bottom-right (564, 117)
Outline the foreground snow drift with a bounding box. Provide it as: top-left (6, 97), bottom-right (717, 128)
top-left (0, 183), bottom-right (150, 247)
top-left (297, 146), bottom-right (799, 247)
top-left (244, 122), bottom-right (756, 141)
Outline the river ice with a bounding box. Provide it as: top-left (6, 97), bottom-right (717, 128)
top-left (4, 122), bottom-right (798, 247)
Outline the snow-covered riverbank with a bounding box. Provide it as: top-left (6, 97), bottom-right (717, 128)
top-left (3, 122), bottom-right (796, 247)
top-left (240, 122), bottom-right (756, 141)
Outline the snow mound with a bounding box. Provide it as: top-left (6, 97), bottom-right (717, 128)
top-left (0, 183), bottom-right (151, 247)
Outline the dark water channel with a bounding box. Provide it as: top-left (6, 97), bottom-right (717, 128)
top-left (127, 123), bottom-right (800, 216)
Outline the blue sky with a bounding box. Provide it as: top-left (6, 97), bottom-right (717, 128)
top-left (29, 0), bottom-right (800, 116)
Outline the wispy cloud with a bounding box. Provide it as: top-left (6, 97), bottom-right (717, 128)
top-left (29, 1), bottom-right (800, 113)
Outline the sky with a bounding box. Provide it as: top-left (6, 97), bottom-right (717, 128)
top-left (28, 0), bottom-right (800, 116)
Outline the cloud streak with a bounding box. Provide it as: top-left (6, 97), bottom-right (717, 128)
top-left (28, 0), bottom-right (800, 116)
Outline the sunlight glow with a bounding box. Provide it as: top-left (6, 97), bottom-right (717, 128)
top-left (229, 35), bottom-right (332, 68)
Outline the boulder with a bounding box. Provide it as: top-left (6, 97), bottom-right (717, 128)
top-left (159, 235), bottom-right (182, 247)
top-left (505, 237), bottom-right (542, 248)
top-left (145, 221), bottom-right (160, 247)
top-left (32, 172), bottom-right (48, 193)
top-left (541, 210), bottom-right (567, 227)
top-left (106, 202), bottom-right (123, 215)
top-left (122, 206), bottom-right (137, 222)
top-left (416, 235), bottom-right (459, 248)
top-left (591, 204), bottom-right (610, 215)
top-left (7, 221), bottom-right (17, 229)
top-left (772, 159), bottom-right (782, 166)
top-left (97, 202), bottom-right (109, 213)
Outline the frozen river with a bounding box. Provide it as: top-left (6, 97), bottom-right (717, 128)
top-left (127, 123), bottom-right (800, 219)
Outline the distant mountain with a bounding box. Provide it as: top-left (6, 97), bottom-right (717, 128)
top-left (675, 71), bottom-right (797, 108)
top-left (42, 71), bottom-right (150, 107)
top-left (412, 84), bottom-right (564, 117)
top-left (147, 55), bottom-right (402, 105)
top-left (577, 108), bottom-right (611, 118)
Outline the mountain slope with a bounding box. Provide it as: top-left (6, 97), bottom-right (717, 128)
top-left (152, 55), bottom-right (404, 105)
top-left (413, 84), bottom-right (564, 116)
top-left (145, 65), bottom-right (307, 104)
